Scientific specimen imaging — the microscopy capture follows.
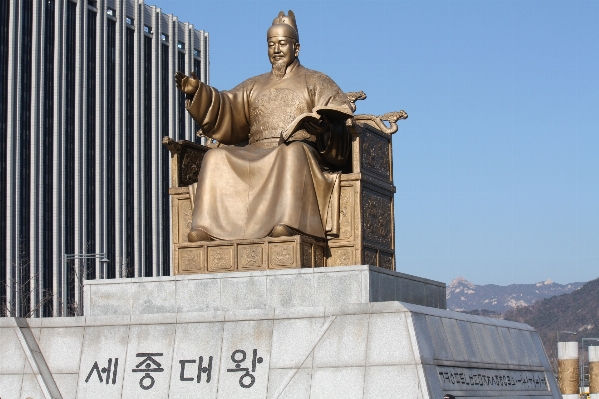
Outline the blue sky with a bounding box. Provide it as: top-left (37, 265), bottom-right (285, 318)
top-left (151, 0), bottom-right (599, 286)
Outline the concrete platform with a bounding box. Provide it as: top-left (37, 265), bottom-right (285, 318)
top-left (83, 265), bottom-right (447, 316)
top-left (0, 302), bottom-right (559, 398)
top-left (0, 266), bottom-right (560, 398)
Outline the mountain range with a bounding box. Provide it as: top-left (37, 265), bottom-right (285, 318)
top-left (446, 277), bottom-right (584, 313)
top-left (504, 276), bottom-right (599, 370)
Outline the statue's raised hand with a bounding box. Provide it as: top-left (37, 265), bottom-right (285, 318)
top-left (174, 71), bottom-right (200, 96)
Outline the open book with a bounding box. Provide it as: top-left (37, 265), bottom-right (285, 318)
top-left (279, 105), bottom-right (354, 143)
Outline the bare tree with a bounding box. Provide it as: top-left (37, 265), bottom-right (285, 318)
top-left (1, 242), bottom-right (55, 318)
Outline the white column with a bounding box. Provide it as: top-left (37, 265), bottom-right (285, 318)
top-left (5, 0), bottom-right (19, 316)
top-left (132, 0), bottom-right (142, 277)
top-left (29, 0), bottom-right (42, 316)
top-left (590, 346), bottom-right (599, 399)
top-left (51, 0), bottom-right (64, 316)
top-left (151, 6), bottom-right (160, 277)
top-left (73, 0), bottom-right (85, 314)
top-left (58, 0), bottom-right (68, 316)
top-left (558, 341), bottom-right (580, 399)
top-left (95, 0), bottom-right (105, 280)
top-left (205, 31), bottom-right (210, 85)
top-left (184, 22), bottom-right (192, 142)
top-left (112, 0), bottom-right (123, 278)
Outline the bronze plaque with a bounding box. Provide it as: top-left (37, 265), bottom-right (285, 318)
top-left (238, 244), bottom-right (265, 270)
top-left (329, 247), bottom-right (354, 266)
top-left (364, 248), bottom-right (377, 266)
top-left (362, 190), bottom-right (392, 247)
top-left (178, 247), bottom-right (204, 273)
top-left (207, 246), bottom-right (235, 272)
top-left (178, 198), bottom-right (193, 244)
top-left (361, 129), bottom-right (390, 180)
top-left (339, 186), bottom-right (354, 240)
top-left (270, 242), bottom-right (296, 268)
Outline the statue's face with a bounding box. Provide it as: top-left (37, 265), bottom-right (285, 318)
top-left (267, 36), bottom-right (299, 68)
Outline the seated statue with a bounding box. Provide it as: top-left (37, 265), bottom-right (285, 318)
top-left (174, 11), bottom-right (353, 242)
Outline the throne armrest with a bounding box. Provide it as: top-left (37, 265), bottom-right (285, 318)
top-left (162, 136), bottom-right (212, 188)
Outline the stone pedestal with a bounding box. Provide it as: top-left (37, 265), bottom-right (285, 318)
top-left (0, 267), bottom-right (560, 398)
top-left (84, 265), bottom-right (446, 316)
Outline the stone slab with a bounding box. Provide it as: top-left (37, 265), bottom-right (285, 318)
top-left (84, 265), bottom-right (446, 316)
top-left (0, 302), bottom-right (560, 398)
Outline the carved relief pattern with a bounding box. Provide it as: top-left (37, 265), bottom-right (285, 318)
top-left (379, 253), bottom-right (394, 270)
top-left (250, 88), bottom-right (308, 143)
top-left (364, 249), bottom-right (377, 266)
top-left (331, 248), bottom-right (353, 266)
top-left (301, 244), bottom-right (312, 268)
top-left (314, 246), bottom-right (324, 267)
top-left (339, 187), bottom-right (353, 239)
top-left (362, 191), bottom-right (392, 246)
top-left (361, 130), bottom-right (390, 179)
top-left (172, 202), bottom-right (179, 243)
top-left (180, 149), bottom-right (206, 187)
top-left (179, 248), bottom-right (202, 272)
top-left (271, 244), bottom-right (294, 266)
top-left (239, 245), bottom-right (263, 268)
top-left (209, 247), bottom-right (233, 270)
top-left (179, 200), bottom-right (193, 243)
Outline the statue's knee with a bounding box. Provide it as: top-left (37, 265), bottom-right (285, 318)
top-left (204, 148), bottom-right (226, 163)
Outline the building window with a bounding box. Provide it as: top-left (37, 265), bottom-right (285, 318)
top-left (125, 17), bottom-right (133, 25)
top-left (161, 33), bottom-right (168, 42)
top-left (177, 41), bottom-right (184, 50)
top-left (106, 7), bottom-right (115, 16)
top-left (144, 25), bottom-right (152, 34)
top-left (193, 48), bottom-right (200, 58)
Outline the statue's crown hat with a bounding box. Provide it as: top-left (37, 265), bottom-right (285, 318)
top-left (268, 10), bottom-right (299, 41)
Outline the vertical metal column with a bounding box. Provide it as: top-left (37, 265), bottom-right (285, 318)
top-left (4, 0), bottom-right (19, 316)
top-left (51, 0), bottom-right (64, 316)
top-left (73, 0), bottom-right (85, 315)
top-left (151, 5), bottom-right (160, 277)
top-left (134, 0), bottom-right (142, 277)
top-left (113, 0), bottom-right (124, 277)
top-left (29, 0), bottom-right (41, 316)
top-left (97, 0), bottom-right (107, 280)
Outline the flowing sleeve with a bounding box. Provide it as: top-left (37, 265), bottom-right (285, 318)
top-left (185, 76), bottom-right (259, 145)
top-left (306, 70), bottom-right (353, 167)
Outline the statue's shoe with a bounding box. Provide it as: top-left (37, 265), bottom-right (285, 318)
top-left (270, 224), bottom-right (293, 238)
top-left (188, 228), bottom-right (212, 242)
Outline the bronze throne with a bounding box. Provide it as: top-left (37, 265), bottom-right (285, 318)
top-left (163, 95), bottom-right (407, 275)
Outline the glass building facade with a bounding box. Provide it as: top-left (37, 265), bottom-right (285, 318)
top-left (0, 0), bottom-right (209, 317)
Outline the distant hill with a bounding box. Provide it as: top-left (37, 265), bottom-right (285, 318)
top-left (447, 277), bottom-right (584, 313)
top-left (504, 277), bottom-right (599, 371)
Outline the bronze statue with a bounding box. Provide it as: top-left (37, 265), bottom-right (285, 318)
top-left (175, 10), bottom-right (353, 242)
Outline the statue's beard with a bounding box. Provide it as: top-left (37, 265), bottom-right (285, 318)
top-left (271, 61), bottom-right (287, 81)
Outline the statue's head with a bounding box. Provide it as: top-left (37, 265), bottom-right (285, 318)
top-left (267, 11), bottom-right (300, 78)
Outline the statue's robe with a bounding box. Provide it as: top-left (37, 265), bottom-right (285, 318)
top-left (186, 62), bottom-right (352, 240)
